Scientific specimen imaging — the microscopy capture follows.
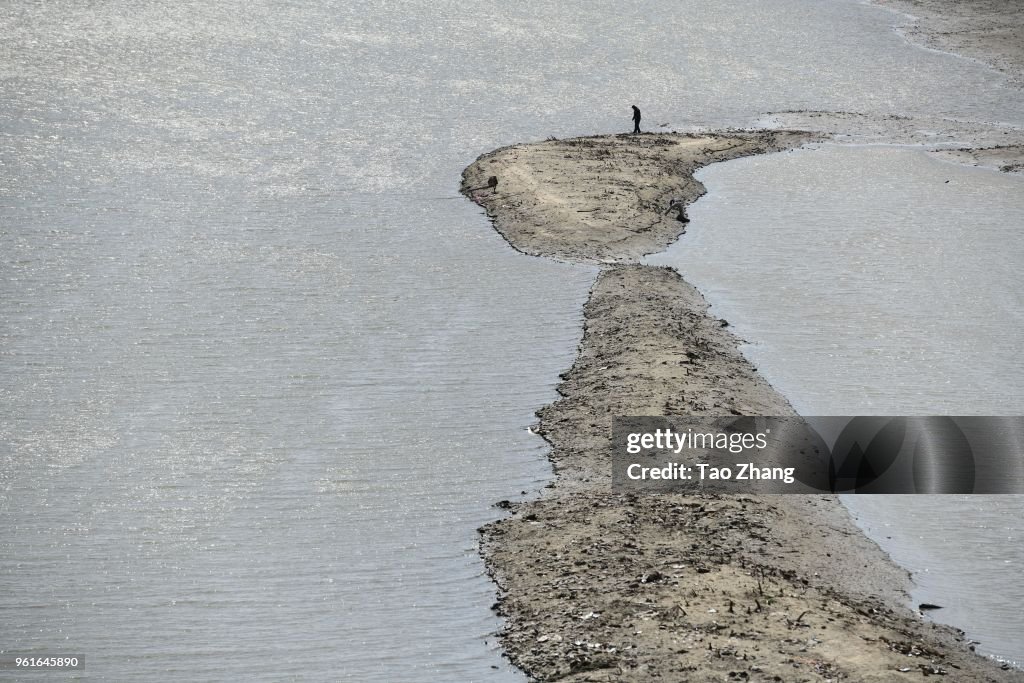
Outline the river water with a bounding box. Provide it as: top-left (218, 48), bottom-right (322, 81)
top-left (2, 0), bottom-right (1022, 679)
top-left (647, 145), bottom-right (1024, 665)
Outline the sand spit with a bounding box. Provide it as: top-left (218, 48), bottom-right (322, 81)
top-left (462, 136), bottom-right (1022, 681)
top-left (460, 132), bottom-right (815, 265)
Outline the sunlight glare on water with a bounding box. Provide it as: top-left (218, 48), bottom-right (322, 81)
top-left (2, 0), bottom-right (1024, 678)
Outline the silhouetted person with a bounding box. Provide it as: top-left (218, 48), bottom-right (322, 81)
top-left (632, 105), bottom-right (641, 134)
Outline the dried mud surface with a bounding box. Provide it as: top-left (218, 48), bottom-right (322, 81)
top-left (460, 132), bottom-right (815, 265)
top-left (462, 135), bottom-right (1023, 682)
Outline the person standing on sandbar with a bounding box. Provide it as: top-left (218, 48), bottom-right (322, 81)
top-left (631, 105), bottom-right (641, 134)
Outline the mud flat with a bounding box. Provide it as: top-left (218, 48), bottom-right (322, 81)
top-left (872, 0), bottom-right (1024, 86)
top-left (462, 133), bottom-right (1022, 681)
top-left (930, 144), bottom-right (1024, 173)
top-left (761, 0), bottom-right (1024, 173)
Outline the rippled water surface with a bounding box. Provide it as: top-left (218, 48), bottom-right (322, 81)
top-left (646, 145), bottom-right (1024, 665)
top-left (3, 0), bottom-right (1024, 679)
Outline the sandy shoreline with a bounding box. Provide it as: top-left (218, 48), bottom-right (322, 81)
top-left (871, 0), bottom-right (1024, 87)
top-left (462, 131), bottom-right (815, 265)
top-left (461, 133), bottom-right (1022, 681)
